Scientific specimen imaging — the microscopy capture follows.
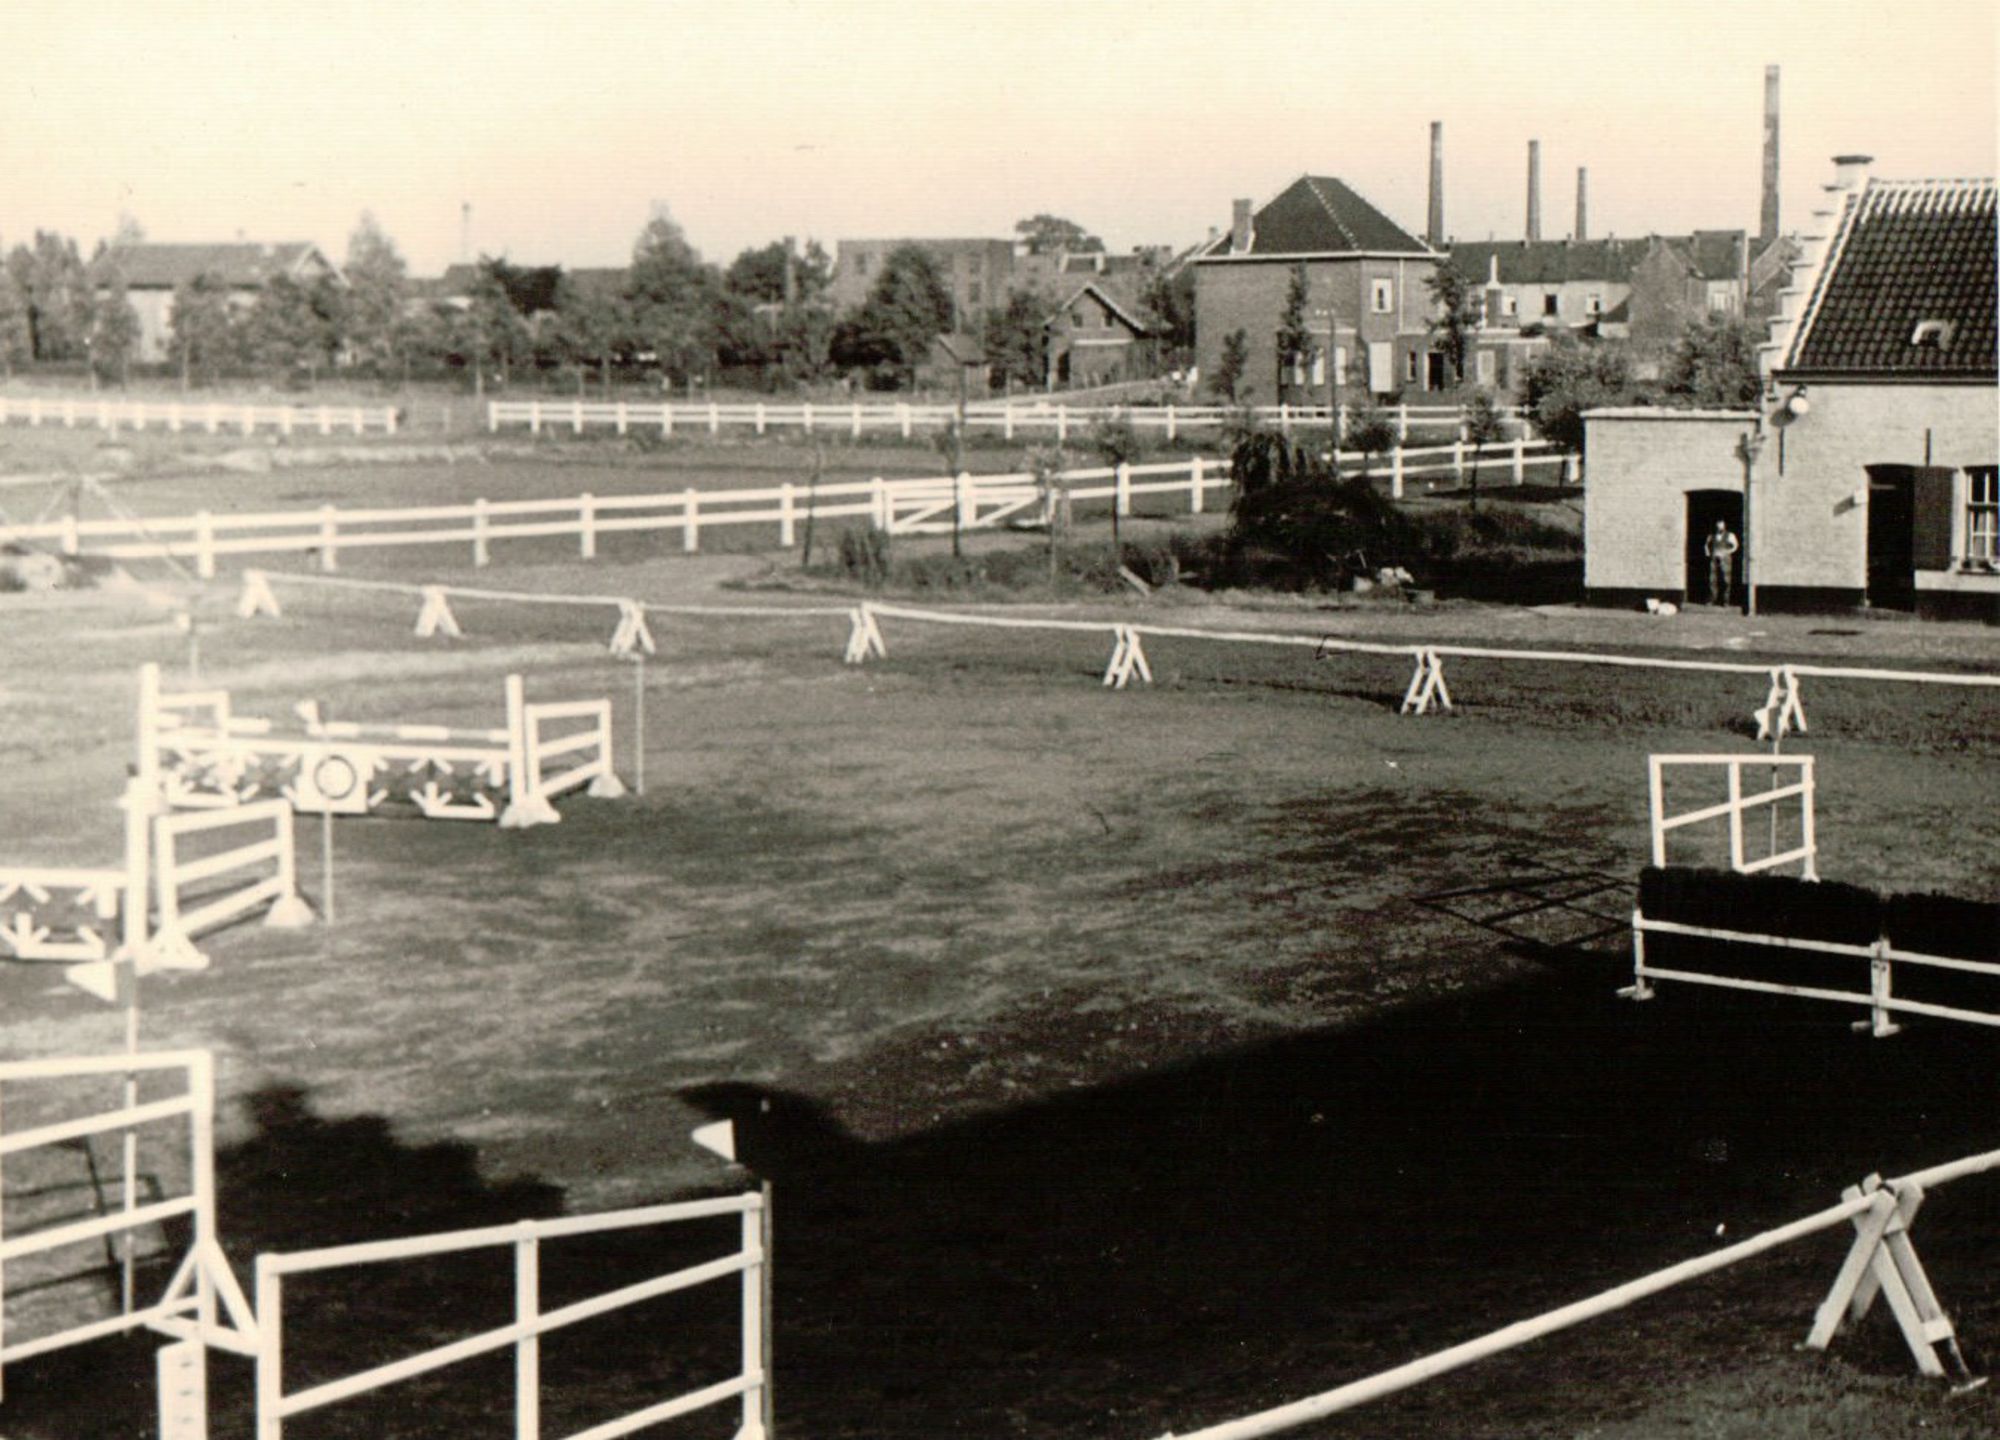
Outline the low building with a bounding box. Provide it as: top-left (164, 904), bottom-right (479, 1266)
top-left (90, 242), bottom-right (341, 364)
top-left (1581, 161), bottom-right (1996, 620)
top-left (1043, 282), bottom-right (1152, 389)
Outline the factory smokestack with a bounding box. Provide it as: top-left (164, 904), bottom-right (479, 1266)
top-left (1427, 121), bottom-right (1445, 247)
top-left (459, 202), bottom-right (471, 264)
top-left (1761, 65), bottom-right (1781, 242)
top-left (1526, 140), bottom-right (1542, 241)
top-left (1575, 167), bottom-right (1588, 241)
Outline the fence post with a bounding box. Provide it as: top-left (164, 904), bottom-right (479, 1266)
top-left (1398, 403), bottom-right (1409, 442)
top-left (871, 476), bottom-right (888, 530)
top-left (255, 1258), bottom-right (283, 1440)
top-left (1115, 461), bottom-right (1132, 517)
top-left (318, 506), bottom-right (339, 572)
top-left (661, 403), bottom-right (673, 438)
top-left (851, 401), bottom-right (862, 439)
top-left (1165, 404), bottom-right (1177, 443)
top-left (473, 497), bottom-right (491, 567)
top-left (1057, 405), bottom-right (1068, 444)
top-left (579, 493), bottom-right (596, 559)
top-left (755, 402), bottom-right (767, 436)
top-left (529, 401), bottom-right (542, 435)
top-left (1452, 440), bottom-right (1465, 482)
top-left (351, 406), bottom-right (365, 436)
top-left (898, 404), bottom-right (911, 439)
top-left (708, 401), bottom-right (720, 436)
top-left (319, 406), bottom-right (334, 436)
top-left (740, 1193), bottom-right (772, 1440)
top-left (1392, 446), bottom-right (1405, 500)
top-left (802, 401), bottom-right (813, 435)
top-left (1513, 436), bottom-right (1526, 485)
top-left (571, 400), bottom-right (584, 435)
top-left (957, 472), bottom-right (976, 532)
top-left (615, 402), bottom-right (628, 436)
top-left (516, 1227), bottom-right (541, 1440)
top-left (194, 511), bottom-right (216, 580)
top-left (683, 487), bottom-right (699, 552)
top-left (1566, 453), bottom-right (1580, 485)
top-left (780, 483), bottom-right (797, 548)
top-left (60, 512), bottom-right (79, 556)
top-left (1003, 404), bottom-right (1015, 442)
top-left (1280, 402), bottom-right (1291, 437)
top-left (1190, 455), bottom-right (1205, 515)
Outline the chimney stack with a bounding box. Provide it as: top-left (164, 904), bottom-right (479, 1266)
top-left (781, 234), bottom-right (797, 305)
top-left (1832, 153), bottom-right (1874, 191)
top-left (460, 201), bottom-right (471, 264)
top-left (1231, 198), bottom-right (1253, 254)
top-left (1426, 122), bottom-right (1445, 247)
top-left (1575, 167), bottom-right (1588, 241)
top-left (1526, 140), bottom-right (1542, 241)
top-left (1760, 66), bottom-right (1781, 242)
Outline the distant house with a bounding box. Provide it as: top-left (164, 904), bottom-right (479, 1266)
top-left (920, 331), bottom-right (993, 397)
top-left (1581, 160), bottom-right (1996, 620)
top-left (830, 239), bottom-right (1014, 331)
top-left (90, 242), bottom-right (341, 364)
top-left (1192, 176), bottom-right (1440, 403)
top-left (1043, 282), bottom-right (1153, 389)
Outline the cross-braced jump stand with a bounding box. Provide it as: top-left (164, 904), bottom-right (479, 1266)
top-left (609, 600), bottom-right (656, 657)
top-left (1401, 648), bottom-right (1452, 714)
top-left (1755, 665), bottom-right (1807, 744)
top-left (235, 570), bottom-right (281, 619)
top-left (1806, 1174), bottom-right (1986, 1393)
top-left (844, 605), bottom-right (886, 665)
top-left (1103, 626), bottom-right (1152, 689)
top-left (413, 586), bottom-right (462, 639)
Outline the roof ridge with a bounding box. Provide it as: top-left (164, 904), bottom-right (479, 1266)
top-left (1304, 176), bottom-right (1362, 251)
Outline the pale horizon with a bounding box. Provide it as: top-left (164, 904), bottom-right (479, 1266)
top-left (4, 0), bottom-right (1994, 277)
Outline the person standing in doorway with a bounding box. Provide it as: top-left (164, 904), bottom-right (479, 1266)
top-left (1705, 520), bottom-right (1740, 606)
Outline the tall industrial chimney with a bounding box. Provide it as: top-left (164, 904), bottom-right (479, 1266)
top-left (1427, 122), bottom-right (1445, 247)
top-left (1760, 65), bottom-right (1781, 242)
top-left (1575, 167), bottom-right (1588, 241)
top-left (781, 235), bottom-right (798, 304)
top-left (1526, 140), bottom-right (1542, 241)
top-left (459, 202), bottom-right (471, 264)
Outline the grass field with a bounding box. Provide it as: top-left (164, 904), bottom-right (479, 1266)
top-left (0, 500), bottom-right (1996, 1437)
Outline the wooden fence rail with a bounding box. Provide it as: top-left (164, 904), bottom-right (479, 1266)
top-left (0, 394), bottom-right (398, 437)
top-left (0, 445), bottom-right (1576, 576)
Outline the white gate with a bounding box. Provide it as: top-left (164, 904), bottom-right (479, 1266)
top-left (1648, 753), bottom-right (1817, 878)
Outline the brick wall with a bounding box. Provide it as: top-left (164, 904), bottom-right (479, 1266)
top-left (1195, 256), bottom-right (1439, 402)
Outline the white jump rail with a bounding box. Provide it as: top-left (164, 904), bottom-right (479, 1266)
top-left (1153, 1144), bottom-right (2000, 1440)
top-left (0, 441), bottom-right (1580, 575)
top-left (486, 396), bottom-right (1520, 445)
top-left (148, 801), bottom-right (314, 971)
top-left (0, 393), bottom-right (397, 437)
top-left (253, 1189), bottom-right (773, 1440)
top-left (1649, 753), bottom-right (1817, 878)
top-left (140, 663), bottom-right (622, 829)
top-left (0, 866), bottom-right (127, 963)
top-left (0, 1050), bottom-right (258, 1404)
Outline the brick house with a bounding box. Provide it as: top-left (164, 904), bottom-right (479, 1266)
top-left (1581, 161), bottom-right (1997, 620)
top-left (1043, 282), bottom-right (1153, 389)
top-left (1192, 176), bottom-right (1439, 403)
top-left (90, 242), bottom-right (342, 364)
top-left (829, 238), bottom-right (1014, 331)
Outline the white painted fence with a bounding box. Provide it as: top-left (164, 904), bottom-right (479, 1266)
top-left (487, 396), bottom-right (1518, 444)
top-left (149, 801), bottom-right (314, 971)
top-left (141, 663), bottom-right (621, 829)
top-left (253, 1189), bottom-right (773, 1440)
top-left (1648, 753), bottom-right (1817, 878)
top-left (1156, 1145), bottom-right (1999, 1440)
top-left (0, 445), bottom-right (1575, 576)
top-left (0, 393), bottom-right (398, 437)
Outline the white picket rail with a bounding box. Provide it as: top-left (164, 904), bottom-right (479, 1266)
top-left (0, 444), bottom-right (1578, 575)
top-left (253, 1189), bottom-right (772, 1440)
top-left (149, 801), bottom-right (313, 969)
top-left (487, 396), bottom-right (1520, 444)
top-left (0, 394), bottom-right (397, 437)
top-left (1648, 753), bottom-right (1817, 878)
top-left (1157, 1144), bottom-right (2000, 1440)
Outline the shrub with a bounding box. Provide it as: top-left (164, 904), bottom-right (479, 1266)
top-left (836, 525), bottom-right (891, 586)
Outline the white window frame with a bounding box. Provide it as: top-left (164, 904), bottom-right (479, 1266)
top-left (1586, 293), bottom-right (1603, 316)
top-left (1502, 295), bottom-right (1519, 318)
top-left (1967, 466), bottom-right (1999, 566)
top-left (1476, 350), bottom-right (1496, 384)
top-left (1371, 279), bottom-right (1393, 314)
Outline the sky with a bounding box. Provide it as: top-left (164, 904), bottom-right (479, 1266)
top-left (3, 0), bottom-right (1993, 275)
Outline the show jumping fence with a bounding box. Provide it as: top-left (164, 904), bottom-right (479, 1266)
top-left (0, 394), bottom-right (398, 437)
top-left (0, 1047), bottom-right (771, 1440)
top-left (0, 444), bottom-right (1574, 578)
top-left (485, 396), bottom-right (1519, 445)
top-left (1648, 753), bottom-right (1817, 878)
top-left (1156, 1144), bottom-right (1999, 1440)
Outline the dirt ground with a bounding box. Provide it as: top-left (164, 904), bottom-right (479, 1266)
top-left (0, 541), bottom-right (1995, 1439)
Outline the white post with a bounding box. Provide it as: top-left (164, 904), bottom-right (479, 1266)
top-left (740, 1193), bottom-right (772, 1440)
top-left (516, 1228), bottom-right (541, 1440)
top-left (1452, 440), bottom-right (1465, 482)
top-left (755, 401), bottom-right (767, 436)
top-left (487, 402), bottom-right (500, 434)
top-left (1398, 403), bottom-right (1409, 442)
top-left (1566, 452), bottom-right (1580, 485)
top-left (1057, 405), bottom-right (1068, 444)
top-left (615, 402), bottom-right (628, 436)
top-left (194, 511), bottom-right (216, 580)
top-left (683, 487), bottom-right (699, 552)
top-left (661, 403), bottom-right (674, 437)
top-left (898, 403), bottom-right (911, 439)
top-left (632, 654), bottom-right (647, 797)
top-left (1727, 762), bottom-right (1745, 871)
top-left (255, 1257), bottom-right (282, 1440)
top-left (1392, 446), bottom-right (1405, 500)
top-left (1190, 455), bottom-right (1205, 515)
top-left (473, 497), bottom-right (491, 567)
top-left (1280, 402), bottom-right (1291, 437)
top-left (529, 400), bottom-right (542, 435)
top-left (571, 400), bottom-right (584, 435)
top-left (802, 401), bottom-right (814, 435)
top-left (1003, 405), bottom-right (1015, 441)
top-left (280, 407), bottom-right (294, 438)
top-left (1115, 461), bottom-right (1132, 518)
top-left (318, 506), bottom-right (339, 572)
top-left (1512, 436), bottom-right (1525, 485)
top-left (851, 401), bottom-right (862, 439)
top-left (60, 512), bottom-right (80, 556)
top-left (779, 483), bottom-right (797, 548)
top-left (351, 406), bottom-right (365, 436)
top-left (957, 472), bottom-right (975, 532)
top-left (579, 493), bottom-right (596, 559)
top-left (708, 401), bottom-right (720, 436)
top-left (1165, 404), bottom-right (1177, 443)
top-left (871, 476), bottom-right (888, 530)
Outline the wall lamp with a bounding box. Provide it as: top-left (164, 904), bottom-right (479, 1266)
top-left (1771, 385), bottom-right (1810, 425)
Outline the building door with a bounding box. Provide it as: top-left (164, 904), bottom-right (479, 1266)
top-left (1684, 490), bottom-right (1744, 608)
top-left (1864, 464), bottom-right (1917, 610)
top-left (1367, 342), bottom-right (1392, 394)
top-left (1426, 352), bottom-right (1448, 391)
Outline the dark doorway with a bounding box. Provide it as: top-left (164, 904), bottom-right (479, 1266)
top-left (1865, 464), bottom-right (1917, 610)
top-left (1426, 351), bottom-right (1449, 392)
top-left (1684, 489), bottom-right (1744, 609)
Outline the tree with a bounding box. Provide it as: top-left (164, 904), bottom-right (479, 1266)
top-left (465, 260), bottom-right (531, 389)
top-left (1013, 215), bottom-right (1103, 256)
top-left (724, 239), bottom-right (830, 304)
top-left (87, 268), bottom-right (141, 385)
top-left (0, 268), bottom-right (32, 376)
top-left (10, 232), bottom-right (94, 361)
top-left (1212, 328), bottom-right (1250, 402)
top-left (1461, 388), bottom-right (1508, 509)
top-left (554, 273), bottom-right (625, 393)
top-left (1663, 314), bottom-right (1764, 409)
top-left (844, 244), bottom-right (952, 391)
top-left (1519, 337), bottom-right (1633, 453)
top-left (169, 271), bottom-right (239, 387)
top-left (983, 289), bottom-right (1047, 392)
top-left (1426, 263), bottom-right (1482, 387)
top-left (244, 273), bottom-right (340, 385)
top-left (626, 211), bottom-right (723, 389)
top-left (1140, 266), bottom-right (1195, 366)
top-left (1341, 397), bottom-right (1398, 478)
top-left (343, 212), bottom-right (409, 379)
top-left (773, 303), bottom-right (835, 387)
top-left (1275, 261), bottom-right (1313, 400)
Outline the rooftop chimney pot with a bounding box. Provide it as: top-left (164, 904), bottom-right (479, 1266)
top-left (1427, 121), bottom-right (1445, 247)
top-left (1526, 140), bottom-right (1542, 242)
top-left (1231, 198), bottom-right (1253, 254)
top-left (1832, 154), bottom-right (1874, 190)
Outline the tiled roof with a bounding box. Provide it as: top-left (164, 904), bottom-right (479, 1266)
top-left (1445, 232), bottom-right (1746, 286)
top-left (1784, 178), bottom-right (1997, 378)
top-left (92, 242), bottom-right (332, 289)
top-left (1200, 176), bottom-right (1431, 258)
top-left (1044, 282), bottom-right (1149, 335)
